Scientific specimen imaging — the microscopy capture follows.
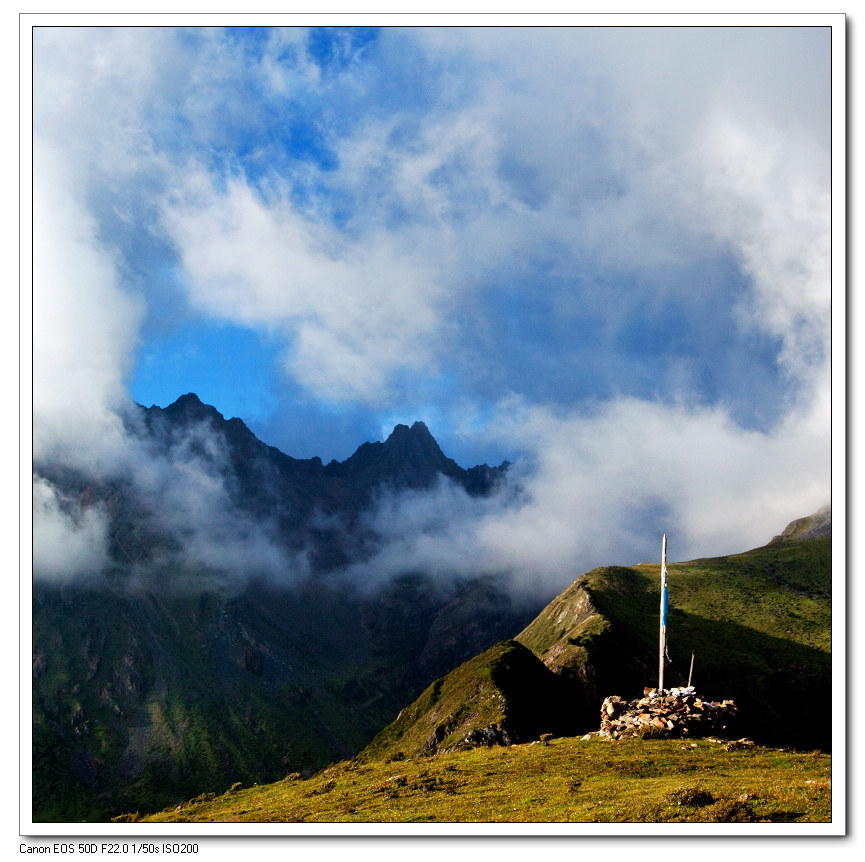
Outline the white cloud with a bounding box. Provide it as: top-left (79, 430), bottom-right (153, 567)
top-left (117, 419), bottom-right (312, 586)
top-left (162, 173), bottom-right (446, 403)
top-left (35, 26), bottom-right (830, 418)
top-left (483, 393), bottom-right (829, 575)
top-left (692, 111), bottom-right (831, 387)
top-left (32, 476), bottom-right (110, 579)
top-left (32, 141), bottom-right (144, 473)
top-left (342, 389), bottom-right (829, 600)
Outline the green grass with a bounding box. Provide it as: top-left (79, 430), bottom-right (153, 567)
top-left (137, 736), bottom-right (832, 824)
top-left (659, 538), bottom-right (831, 651)
top-left (514, 537), bottom-right (831, 751)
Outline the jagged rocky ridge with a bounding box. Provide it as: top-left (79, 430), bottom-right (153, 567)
top-left (35, 393), bottom-right (511, 577)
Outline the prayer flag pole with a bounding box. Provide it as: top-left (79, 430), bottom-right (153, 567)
top-left (659, 533), bottom-right (668, 692)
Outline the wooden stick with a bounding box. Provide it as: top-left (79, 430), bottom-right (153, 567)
top-left (659, 533), bottom-right (667, 692)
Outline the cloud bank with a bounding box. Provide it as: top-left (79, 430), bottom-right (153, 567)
top-left (31, 24), bottom-right (834, 595)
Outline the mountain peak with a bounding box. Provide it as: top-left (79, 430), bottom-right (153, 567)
top-left (325, 420), bottom-right (458, 489)
top-left (386, 420), bottom-right (435, 442)
top-left (161, 393), bottom-right (223, 424)
top-left (382, 421), bottom-right (447, 463)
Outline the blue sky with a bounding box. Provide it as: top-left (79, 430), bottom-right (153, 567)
top-left (32, 21), bottom-right (836, 573)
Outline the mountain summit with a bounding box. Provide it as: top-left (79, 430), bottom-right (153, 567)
top-left (160, 391), bottom-right (219, 423)
top-left (141, 394), bottom-right (507, 498)
top-left (327, 420), bottom-right (465, 489)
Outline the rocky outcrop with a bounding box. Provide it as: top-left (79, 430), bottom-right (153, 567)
top-left (597, 686), bottom-right (738, 739)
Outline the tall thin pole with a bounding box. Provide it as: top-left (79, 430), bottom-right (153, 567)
top-left (687, 651), bottom-right (695, 688)
top-left (659, 533), bottom-right (668, 692)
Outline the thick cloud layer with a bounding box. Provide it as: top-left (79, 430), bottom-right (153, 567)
top-left (32, 476), bottom-right (111, 580)
top-left (30, 24), bottom-right (834, 594)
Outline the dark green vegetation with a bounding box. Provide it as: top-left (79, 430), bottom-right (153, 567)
top-left (359, 640), bottom-right (579, 763)
top-left (33, 574), bottom-right (531, 822)
top-left (359, 531), bottom-right (831, 774)
top-left (138, 736), bottom-right (832, 823)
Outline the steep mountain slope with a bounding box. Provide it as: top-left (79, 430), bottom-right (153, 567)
top-left (363, 520), bottom-right (832, 761)
top-left (32, 397), bottom-right (532, 822)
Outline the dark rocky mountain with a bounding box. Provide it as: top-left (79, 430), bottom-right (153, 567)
top-left (154, 395), bottom-right (507, 567)
top-left (145, 393), bottom-right (507, 500)
top-left (36, 393), bottom-right (510, 577)
top-left (32, 396), bottom-right (532, 822)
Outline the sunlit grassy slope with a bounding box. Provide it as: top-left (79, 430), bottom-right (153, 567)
top-left (138, 736), bottom-right (832, 824)
top-left (516, 537), bottom-right (832, 750)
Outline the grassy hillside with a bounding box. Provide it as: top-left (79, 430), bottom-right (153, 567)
top-left (515, 537), bottom-right (831, 750)
top-left (137, 735), bottom-right (832, 823)
top-left (124, 532), bottom-right (834, 825)
top-left (39, 531), bottom-right (831, 822)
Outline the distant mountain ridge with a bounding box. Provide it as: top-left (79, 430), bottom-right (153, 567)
top-left (146, 392), bottom-right (507, 487)
top-left (32, 395), bottom-right (530, 822)
top-left (35, 393), bottom-right (510, 577)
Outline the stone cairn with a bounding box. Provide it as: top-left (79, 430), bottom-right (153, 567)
top-left (598, 686), bottom-right (737, 740)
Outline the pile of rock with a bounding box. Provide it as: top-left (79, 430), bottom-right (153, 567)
top-left (598, 686), bottom-right (737, 740)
